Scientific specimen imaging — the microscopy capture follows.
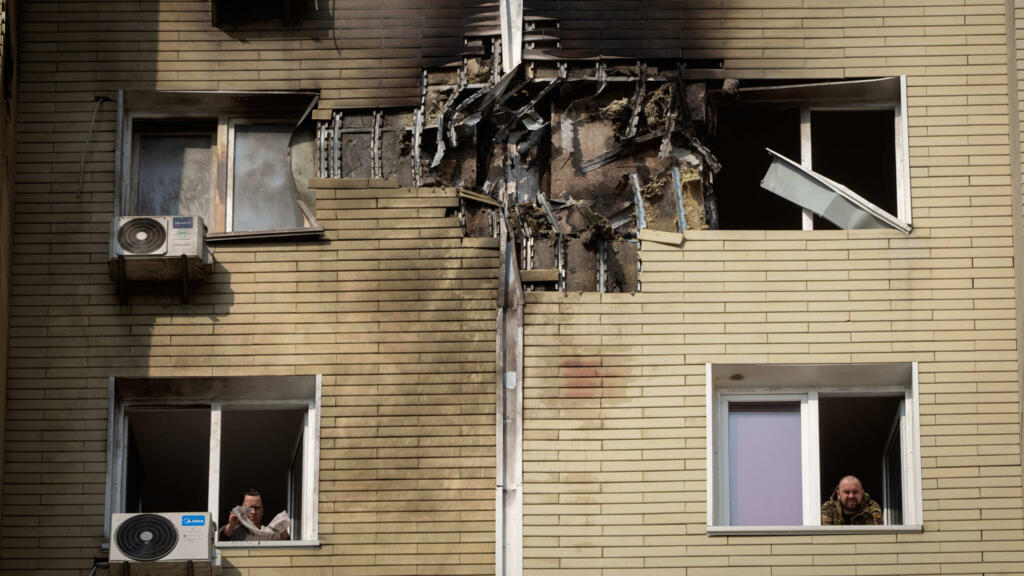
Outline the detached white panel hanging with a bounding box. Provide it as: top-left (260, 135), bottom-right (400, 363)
top-left (760, 148), bottom-right (911, 233)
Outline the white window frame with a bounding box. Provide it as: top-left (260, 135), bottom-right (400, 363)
top-left (719, 76), bottom-right (911, 231)
top-left (795, 80), bottom-right (911, 229)
top-left (706, 363), bottom-right (923, 535)
top-left (103, 375), bottom-right (322, 548)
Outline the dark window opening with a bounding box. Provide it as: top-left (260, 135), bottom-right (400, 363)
top-left (818, 395), bottom-right (903, 525)
top-left (212, 0), bottom-right (302, 26)
top-left (713, 107), bottom-right (802, 230)
top-left (218, 408), bottom-right (306, 540)
top-left (811, 110), bottom-right (897, 216)
top-left (125, 408), bottom-right (211, 513)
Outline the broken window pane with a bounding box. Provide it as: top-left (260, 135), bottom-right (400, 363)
top-left (760, 150), bottom-right (910, 232)
top-left (136, 131), bottom-right (214, 223)
top-left (710, 78), bottom-right (907, 231)
top-left (232, 124), bottom-right (306, 232)
top-left (713, 107), bottom-right (802, 230)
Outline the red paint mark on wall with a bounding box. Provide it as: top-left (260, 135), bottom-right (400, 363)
top-left (560, 357), bottom-right (603, 398)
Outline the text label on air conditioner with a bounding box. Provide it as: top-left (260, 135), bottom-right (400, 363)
top-left (181, 515), bottom-right (206, 527)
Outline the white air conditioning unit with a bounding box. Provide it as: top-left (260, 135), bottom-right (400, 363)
top-left (108, 216), bottom-right (210, 286)
top-left (110, 512), bottom-right (215, 564)
top-left (112, 215), bottom-right (206, 258)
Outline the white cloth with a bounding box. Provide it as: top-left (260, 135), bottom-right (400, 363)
top-left (231, 505), bottom-right (291, 541)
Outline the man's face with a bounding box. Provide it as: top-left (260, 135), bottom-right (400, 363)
top-left (837, 478), bottom-right (864, 513)
top-left (242, 494), bottom-right (264, 527)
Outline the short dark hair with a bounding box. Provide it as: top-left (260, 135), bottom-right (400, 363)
top-left (242, 488), bottom-right (262, 504)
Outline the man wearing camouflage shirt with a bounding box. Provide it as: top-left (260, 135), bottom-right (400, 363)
top-left (821, 475), bottom-right (882, 525)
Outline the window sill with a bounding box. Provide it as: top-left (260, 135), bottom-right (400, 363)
top-left (707, 525), bottom-right (923, 536)
top-left (206, 227), bottom-right (325, 243)
top-left (217, 540), bottom-right (321, 549)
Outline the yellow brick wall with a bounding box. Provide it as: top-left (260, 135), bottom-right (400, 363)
top-left (16, 0), bottom-right (474, 109)
top-left (3, 181), bottom-right (498, 574)
top-left (5, 0), bottom-right (1024, 575)
top-left (522, 2), bottom-right (1024, 574)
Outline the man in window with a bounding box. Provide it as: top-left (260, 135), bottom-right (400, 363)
top-left (821, 475), bottom-right (882, 525)
top-left (219, 488), bottom-right (291, 541)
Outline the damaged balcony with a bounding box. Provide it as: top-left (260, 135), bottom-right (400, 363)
top-left (313, 60), bottom-right (911, 293)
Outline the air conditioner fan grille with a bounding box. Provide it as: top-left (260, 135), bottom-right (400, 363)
top-left (118, 217), bottom-right (166, 254)
top-left (115, 513), bottom-right (178, 561)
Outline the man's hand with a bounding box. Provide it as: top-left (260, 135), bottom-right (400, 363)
top-left (222, 512), bottom-right (241, 538)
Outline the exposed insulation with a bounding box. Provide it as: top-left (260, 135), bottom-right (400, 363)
top-left (565, 237), bottom-right (598, 292)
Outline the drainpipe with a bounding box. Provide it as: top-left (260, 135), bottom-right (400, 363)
top-left (496, 3), bottom-right (524, 573)
top-left (496, 214), bottom-right (524, 576)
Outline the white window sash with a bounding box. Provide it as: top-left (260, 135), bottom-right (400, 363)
top-left (208, 403), bottom-right (222, 533)
top-left (716, 392), bottom-right (808, 526)
top-left (802, 391), bottom-right (820, 526)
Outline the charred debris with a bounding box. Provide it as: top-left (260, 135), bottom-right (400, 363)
top-left (315, 57), bottom-right (725, 293)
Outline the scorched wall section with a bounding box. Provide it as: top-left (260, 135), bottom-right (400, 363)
top-left (4, 181), bottom-right (498, 574)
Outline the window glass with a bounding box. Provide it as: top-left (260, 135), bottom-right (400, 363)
top-left (125, 408), bottom-right (210, 513)
top-left (728, 402), bottom-right (802, 526)
top-left (137, 133), bottom-right (213, 223)
top-left (232, 124), bottom-right (305, 232)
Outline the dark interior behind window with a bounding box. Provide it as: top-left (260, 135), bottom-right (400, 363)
top-left (818, 395), bottom-right (902, 519)
top-left (125, 408), bottom-right (210, 513)
top-left (213, 0), bottom-right (300, 26)
top-left (811, 110), bottom-right (897, 215)
top-left (218, 408), bottom-right (306, 536)
top-left (713, 107), bottom-right (802, 229)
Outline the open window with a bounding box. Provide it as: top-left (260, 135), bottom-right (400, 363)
top-left (707, 363), bottom-right (922, 533)
top-left (117, 91), bottom-right (323, 241)
top-left (105, 376), bottom-right (321, 547)
top-left (710, 77), bottom-right (910, 232)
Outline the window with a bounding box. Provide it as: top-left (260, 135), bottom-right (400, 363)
top-left (105, 376), bottom-right (321, 547)
top-left (711, 77), bottom-right (910, 232)
top-left (707, 363), bottom-right (922, 533)
top-left (117, 91), bottom-right (322, 240)
top-left (211, 0), bottom-right (303, 27)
